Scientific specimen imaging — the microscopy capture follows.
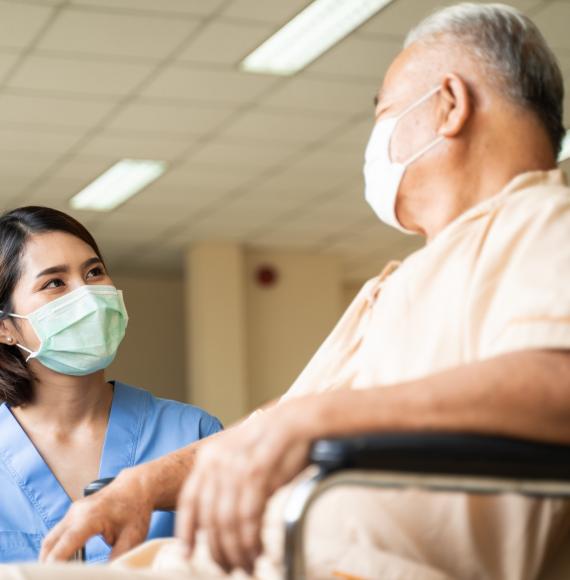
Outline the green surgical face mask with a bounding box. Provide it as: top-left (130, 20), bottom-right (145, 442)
top-left (2, 285), bottom-right (128, 376)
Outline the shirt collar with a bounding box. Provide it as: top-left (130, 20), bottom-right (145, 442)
top-left (433, 168), bottom-right (568, 241)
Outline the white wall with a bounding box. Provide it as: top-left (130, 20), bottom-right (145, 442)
top-left (245, 250), bottom-right (343, 409)
top-left (107, 272), bottom-right (186, 402)
top-left (104, 251), bottom-right (349, 422)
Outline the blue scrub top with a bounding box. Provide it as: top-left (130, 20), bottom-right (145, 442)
top-left (0, 382), bottom-right (222, 564)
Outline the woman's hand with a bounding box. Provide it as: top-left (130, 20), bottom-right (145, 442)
top-left (175, 401), bottom-right (313, 574)
top-left (40, 467), bottom-right (154, 562)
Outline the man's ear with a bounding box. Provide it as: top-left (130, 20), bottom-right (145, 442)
top-left (437, 73), bottom-right (471, 137)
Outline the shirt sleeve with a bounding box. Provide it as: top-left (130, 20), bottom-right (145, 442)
top-left (475, 187), bottom-right (570, 359)
top-left (198, 413), bottom-right (223, 438)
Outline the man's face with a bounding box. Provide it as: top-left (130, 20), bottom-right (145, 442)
top-left (367, 43), bottom-right (452, 229)
top-left (373, 44), bottom-right (443, 170)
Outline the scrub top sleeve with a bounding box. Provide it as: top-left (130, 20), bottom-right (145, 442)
top-left (199, 413), bottom-right (223, 438)
top-left (476, 188), bottom-right (570, 359)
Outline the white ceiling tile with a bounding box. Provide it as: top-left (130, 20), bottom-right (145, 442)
top-left (359, 0), bottom-right (542, 38)
top-left (307, 36), bottom-right (401, 81)
top-left (43, 155), bottom-right (116, 182)
top-left (219, 109), bottom-right (344, 144)
top-left (188, 203), bottom-right (283, 231)
top-left (225, 183), bottom-right (308, 208)
top-left (106, 99), bottom-right (237, 136)
top-left (0, 127), bottom-right (83, 155)
top-left (91, 207), bottom-right (184, 234)
top-left (0, 51), bottom-right (18, 80)
top-left (7, 54), bottom-right (154, 97)
top-left (76, 130), bottom-right (192, 161)
top-left (183, 212), bottom-right (261, 236)
top-left (25, 175), bottom-right (89, 207)
top-left (71, 0), bottom-right (227, 16)
top-left (122, 185), bottom-right (209, 215)
top-left (0, 2), bottom-right (53, 50)
top-left (0, 153), bottom-right (62, 201)
top-left (186, 140), bottom-right (297, 169)
top-left (38, 8), bottom-right (199, 59)
top-left (222, 193), bottom-right (303, 219)
top-left (155, 162), bottom-right (258, 193)
top-left (0, 152), bottom-right (62, 174)
top-left (327, 118), bottom-right (374, 151)
top-left (245, 163), bottom-right (351, 203)
top-left (0, 176), bottom-right (44, 205)
top-left (159, 216), bottom-right (257, 248)
top-left (141, 65), bottom-right (279, 104)
top-left (223, 0), bottom-right (310, 24)
top-left (290, 147), bottom-right (364, 173)
top-left (178, 20), bottom-right (273, 66)
top-left (0, 93), bottom-right (115, 129)
top-left (316, 192), bottom-right (371, 220)
top-left (533, 1), bottom-right (570, 51)
top-left (269, 211), bottom-right (361, 236)
top-left (263, 77), bottom-right (378, 116)
top-left (27, 0), bottom-right (66, 5)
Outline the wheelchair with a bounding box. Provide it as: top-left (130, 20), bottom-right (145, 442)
top-left (85, 432), bottom-right (570, 578)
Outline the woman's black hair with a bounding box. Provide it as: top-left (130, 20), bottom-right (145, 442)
top-left (0, 206), bottom-right (104, 407)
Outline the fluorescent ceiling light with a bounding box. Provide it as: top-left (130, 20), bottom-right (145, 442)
top-left (70, 159), bottom-right (167, 212)
top-left (559, 130), bottom-right (570, 163)
top-left (241, 0), bottom-right (396, 76)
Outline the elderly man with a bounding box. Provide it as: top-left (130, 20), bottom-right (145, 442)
top-left (3, 2), bottom-right (570, 580)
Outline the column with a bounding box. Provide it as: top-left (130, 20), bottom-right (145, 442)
top-left (184, 242), bottom-right (248, 426)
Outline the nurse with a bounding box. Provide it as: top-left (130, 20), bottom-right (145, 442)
top-left (0, 206), bottom-right (222, 564)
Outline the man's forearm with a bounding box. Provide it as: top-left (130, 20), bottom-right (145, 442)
top-left (301, 349), bottom-right (570, 445)
top-left (120, 433), bottom-right (221, 511)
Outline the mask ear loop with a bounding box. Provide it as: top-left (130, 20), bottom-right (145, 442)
top-left (0, 311), bottom-right (38, 362)
top-left (395, 85), bottom-right (445, 168)
top-left (402, 135), bottom-right (445, 167)
top-left (395, 85), bottom-right (441, 121)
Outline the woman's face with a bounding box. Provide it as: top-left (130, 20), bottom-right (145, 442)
top-left (3, 231), bottom-right (113, 353)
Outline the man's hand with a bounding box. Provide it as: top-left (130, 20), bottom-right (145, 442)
top-left (40, 468), bottom-right (154, 562)
top-left (175, 402), bottom-right (312, 575)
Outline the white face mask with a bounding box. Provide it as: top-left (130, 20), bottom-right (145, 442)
top-left (364, 85), bottom-right (444, 234)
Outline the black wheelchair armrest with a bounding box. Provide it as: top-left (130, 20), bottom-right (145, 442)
top-left (84, 477), bottom-right (116, 497)
top-left (79, 478), bottom-right (115, 561)
top-left (310, 432), bottom-right (570, 480)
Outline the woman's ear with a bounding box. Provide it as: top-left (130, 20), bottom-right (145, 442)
top-left (437, 73), bottom-right (471, 138)
top-left (0, 319), bottom-right (16, 346)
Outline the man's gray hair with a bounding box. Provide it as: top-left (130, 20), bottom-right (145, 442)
top-left (405, 3), bottom-right (565, 155)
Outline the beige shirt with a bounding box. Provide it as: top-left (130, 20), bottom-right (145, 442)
top-left (272, 169), bottom-right (570, 580)
top-left (2, 170), bottom-right (569, 580)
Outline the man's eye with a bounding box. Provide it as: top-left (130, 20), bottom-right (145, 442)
top-left (43, 279), bottom-right (64, 290)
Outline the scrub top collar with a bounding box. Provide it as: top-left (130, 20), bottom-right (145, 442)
top-left (0, 382), bottom-right (147, 532)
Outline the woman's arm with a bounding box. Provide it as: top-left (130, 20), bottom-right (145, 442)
top-left (39, 432), bottom-right (217, 562)
top-left (39, 396), bottom-right (283, 563)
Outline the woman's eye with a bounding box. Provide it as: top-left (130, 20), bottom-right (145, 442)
top-left (86, 266), bottom-right (105, 279)
top-left (43, 279), bottom-right (64, 290)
